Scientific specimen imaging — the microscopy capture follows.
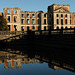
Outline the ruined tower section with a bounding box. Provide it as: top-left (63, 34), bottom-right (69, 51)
top-left (48, 4), bottom-right (54, 29)
top-left (3, 7), bottom-right (21, 31)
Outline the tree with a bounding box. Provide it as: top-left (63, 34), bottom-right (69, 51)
top-left (0, 16), bottom-right (8, 31)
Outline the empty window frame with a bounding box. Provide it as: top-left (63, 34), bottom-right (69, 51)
top-left (57, 26), bottom-right (59, 29)
top-left (14, 25), bottom-right (17, 31)
top-left (14, 10), bottom-right (17, 14)
top-left (14, 16), bottom-right (17, 22)
top-left (57, 19), bottom-right (59, 24)
top-left (32, 14), bottom-right (35, 18)
top-left (44, 14), bottom-right (46, 17)
top-left (57, 14), bottom-right (59, 17)
top-left (65, 26), bottom-right (68, 29)
top-left (22, 14), bottom-right (24, 17)
top-left (44, 26), bottom-right (46, 30)
top-left (61, 19), bottom-right (63, 25)
top-left (27, 14), bottom-right (29, 17)
top-left (32, 26), bottom-right (35, 29)
top-left (7, 10), bottom-right (10, 14)
top-left (65, 19), bottom-right (67, 24)
top-left (38, 14), bottom-right (40, 17)
top-left (44, 19), bottom-right (46, 24)
top-left (65, 14), bottom-right (67, 17)
top-left (21, 19), bottom-right (24, 24)
top-left (27, 26), bottom-right (30, 31)
top-left (8, 25), bottom-right (11, 31)
top-left (61, 14), bottom-right (63, 17)
top-left (21, 26), bottom-right (24, 31)
top-left (7, 16), bottom-right (10, 22)
top-left (27, 19), bottom-right (29, 24)
top-left (32, 19), bottom-right (35, 25)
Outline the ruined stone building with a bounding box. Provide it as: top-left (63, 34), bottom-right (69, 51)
top-left (3, 4), bottom-right (75, 31)
top-left (48, 4), bottom-right (75, 29)
top-left (3, 8), bottom-right (48, 31)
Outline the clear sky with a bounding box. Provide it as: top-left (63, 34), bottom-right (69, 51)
top-left (0, 0), bottom-right (75, 13)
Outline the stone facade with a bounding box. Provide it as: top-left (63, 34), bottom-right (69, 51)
top-left (3, 8), bottom-right (48, 31)
top-left (3, 4), bottom-right (75, 31)
top-left (48, 4), bottom-right (75, 29)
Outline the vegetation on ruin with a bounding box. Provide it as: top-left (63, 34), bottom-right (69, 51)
top-left (0, 16), bottom-right (8, 31)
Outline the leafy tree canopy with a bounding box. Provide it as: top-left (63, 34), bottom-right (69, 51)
top-left (0, 16), bottom-right (8, 31)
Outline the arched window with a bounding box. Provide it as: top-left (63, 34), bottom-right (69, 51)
top-left (65, 26), bottom-right (68, 29)
top-left (57, 26), bottom-right (59, 30)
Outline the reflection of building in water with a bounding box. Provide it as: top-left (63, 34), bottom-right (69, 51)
top-left (4, 59), bottom-right (22, 69)
top-left (48, 60), bottom-right (75, 72)
top-left (48, 64), bottom-right (62, 70)
top-left (4, 57), bottom-right (41, 69)
top-left (0, 50), bottom-right (75, 73)
top-left (0, 51), bottom-right (41, 69)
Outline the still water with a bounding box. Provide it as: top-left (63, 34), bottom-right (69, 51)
top-left (0, 48), bottom-right (75, 75)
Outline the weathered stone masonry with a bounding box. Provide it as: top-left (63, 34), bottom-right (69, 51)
top-left (48, 4), bottom-right (75, 29)
top-left (2, 4), bottom-right (75, 31)
top-left (3, 8), bottom-right (48, 31)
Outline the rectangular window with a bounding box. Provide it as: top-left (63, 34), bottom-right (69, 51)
top-left (44, 14), bottom-right (46, 17)
top-left (14, 16), bottom-right (17, 22)
top-left (7, 10), bottom-right (10, 14)
top-left (65, 19), bottom-right (67, 24)
top-left (27, 26), bottom-right (30, 31)
top-left (14, 25), bottom-right (17, 31)
top-left (21, 26), bottom-right (24, 31)
top-left (27, 14), bottom-right (29, 17)
top-left (61, 14), bottom-right (63, 17)
top-left (7, 16), bottom-right (10, 22)
top-left (32, 14), bottom-right (35, 18)
top-left (57, 19), bottom-right (59, 24)
top-left (32, 26), bottom-right (35, 29)
top-left (57, 14), bottom-right (59, 17)
top-left (44, 19), bottom-right (46, 24)
top-left (65, 14), bottom-right (67, 17)
top-left (70, 20), bottom-right (71, 24)
top-left (27, 19), bottom-right (29, 24)
top-left (14, 10), bottom-right (17, 14)
top-left (44, 26), bottom-right (46, 30)
top-left (22, 14), bottom-right (24, 17)
top-left (61, 19), bottom-right (63, 25)
top-left (38, 14), bottom-right (40, 17)
top-left (32, 19), bottom-right (35, 25)
top-left (21, 19), bottom-right (24, 24)
top-left (8, 25), bottom-right (11, 31)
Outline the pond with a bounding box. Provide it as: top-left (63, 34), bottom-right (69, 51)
top-left (0, 48), bottom-right (75, 75)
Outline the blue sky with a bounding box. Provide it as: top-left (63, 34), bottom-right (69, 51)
top-left (0, 0), bottom-right (75, 13)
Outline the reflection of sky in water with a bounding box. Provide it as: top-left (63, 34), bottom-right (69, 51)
top-left (0, 63), bottom-right (75, 75)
